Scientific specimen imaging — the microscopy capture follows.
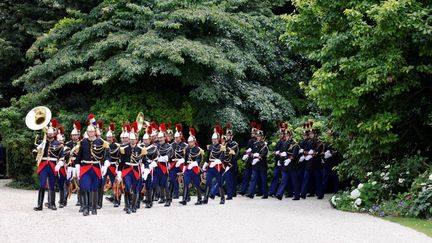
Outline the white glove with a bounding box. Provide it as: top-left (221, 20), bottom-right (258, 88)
top-left (203, 162), bottom-right (209, 170)
top-left (324, 150), bottom-right (332, 159)
top-left (284, 159), bottom-right (291, 166)
top-left (55, 161), bottom-right (64, 172)
top-left (280, 152), bottom-right (287, 157)
top-left (176, 158), bottom-right (185, 167)
top-left (159, 155), bottom-right (168, 163)
top-left (101, 166), bottom-right (107, 176)
top-left (242, 154), bottom-right (249, 161)
top-left (308, 150), bottom-right (314, 155)
top-left (150, 161), bottom-right (157, 169)
top-left (143, 168), bottom-right (150, 180)
top-left (275, 150), bottom-right (280, 155)
top-left (116, 171), bottom-right (122, 182)
top-left (299, 149), bottom-right (304, 154)
top-left (253, 153), bottom-right (260, 158)
top-left (140, 164), bottom-right (145, 173)
top-left (246, 148), bottom-right (252, 153)
top-left (210, 159), bottom-right (222, 168)
top-left (299, 156), bottom-right (305, 162)
top-left (188, 161), bottom-right (198, 170)
top-left (252, 159), bottom-right (259, 165)
top-left (75, 164), bottom-right (80, 179)
top-left (305, 155), bottom-right (313, 161)
top-left (225, 166), bottom-right (230, 173)
top-left (67, 167), bottom-right (74, 180)
top-left (104, 160), bottom-right (110, 167)
top-left (72, 168), bottom-right (76, 178)
top-left (277, 161), bottom-right (281, 166)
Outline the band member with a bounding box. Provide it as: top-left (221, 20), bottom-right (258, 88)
top-left (104, 123), bottom-right (122, 207)
top-left (179, 128), bottom-right (203, 205)
top-left (166, 123), bottom-right (174, 144)
top-left (141, 127), bottom-right (158, 209)
top-left (202, 125), bottom-right (225, 204)
top-left (275, 129), bottom-right (300, 200)
top-left (321, 129), bottom-right (341, 193)
top-left (247, 128), bottom-right (269, 199)
top-left (169, 124), bottom-right (187, 200)
top-left (54, 126), bottom-right (68, 208)
top-left (269, 123), bottom-right (288, 197)
top-left (222, 123), bottom-right (239, 200)
top-left (65, 121), bottom-right (81, 207)
top-left (118, 122), bottom-right (145, 214)
top-left (120, 123), bottom-right (130, 145)
top-left (74, 114), bottom-right (110, 216)
top-left (300, 121), bottom-right (325, 199)
top-left (239, 122), bottom-right (259, 195)
top-left (154, 124), bottom-right (173, 206)
top-left (34, 119), bottom-right (64, 211)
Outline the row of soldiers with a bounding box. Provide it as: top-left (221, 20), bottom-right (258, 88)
top-left (33, 115), bottom-right (340, 216)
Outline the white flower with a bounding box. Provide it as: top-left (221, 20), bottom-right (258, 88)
top-left (357, 183), bottom-right (364, 189)
top-left (355, 198), bottom-right (362, 206)
top-left (398, 178), bottom-right (405, 184)
top-left (383, 176), bottom-right (389, 181)
top-left (372, 181), bottom-right (377, 185)
top-left (429, 174), bottom-right (432, 181)
top-left (380, 172), bottom-right (385, 177)
top-left (421, 183), bottom-right (427, 186)
top-left (367, 172), bottom-right (372, 177)
top-left (385, 165), bottom-right (390, 169)
top-left (350, 189), bottom-right (361, 199)
top-left (331, 195), bottom-right (337, 206)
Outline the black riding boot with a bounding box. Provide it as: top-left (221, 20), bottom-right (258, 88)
top-left (145, 189), bottom-right (153, 208)
top-left (91, 191), bottom-right (98, 215)
top-left (179, 186), bottom-right (188, 205)
top-left (76, 190), bottom-right (82, 206)
top-left (48, 191), bottom-right (57, 210)
top-left (158, 187), bottom-right (165, 204)
top-left (131, 193), bottom-right (138, 213)
top-left (97, 187), bottom-right (103, 209)
top-left (34, 188), bottom-right (45, 211)
top-left (202, 186), bottom-right (210, 204)
top-left (82, 190), bottom-right (89, 216)
top-left (137, 192), bottom-right (143, 209)
top-left (125, 192), bottom-right (131, 214)
top-left (59, 190), bottom-right (65, 208)
top-left (220, 187), bottom-right (225, 205)
top-left (195, 186), bottom-right (202, 205)
top-left (164, 186), bottom-right (171, 207)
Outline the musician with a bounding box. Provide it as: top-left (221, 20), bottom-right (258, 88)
top-left (155, 124), bottom-right (173, 207)
top-left (246, 128), bottom-right (269, 199)
top-left (64, 121), bottom-right (81, 208)
top-left (169, 124), bottom-right (187, 200)
top-left (239, 122), bottom-right (259, 195)
top-left (104, 123), bottom-right (121, 207)
top-left (54, 126), bottom-right (68, 208)
top-left (220, 124), bottom-right (239, 200)
top-left (269, 123), bottom-right (288, 197)
top-left (141, 127), bottom-right (158, 208)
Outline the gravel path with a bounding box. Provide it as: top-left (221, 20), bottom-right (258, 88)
top-left (0, 179), bottom-right (430, 243)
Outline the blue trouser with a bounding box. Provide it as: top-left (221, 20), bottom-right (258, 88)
top-left (301, 168), bottom-right (323, 197)
top-left (322, 166), bottom-right (339, 193)
top-left (183, 170), bottom-right (200, 189)
top-left (80, 169), bottom-right (101, 192)
top-left (206, 167), bottom-right (222, 190)
top-left (269, 166), bottom-right (282, 195)
top-left (276, 170), bottom-right (298, 198)
top-left (210, 169), bottom-right (235, 198)
top-left (38, 164), bottom-right (56, 191)
top-left (57, 170), bottom-right (67, 192)
top-left (169, 167), bottom-right (180, 197)
top-left (232, 168), bottom-right (238, 195)
top-left (240, 167), bottom-right (252, 194)
top-left (153, 166), bottom-right (168, 189)
top-left (248, 170), bottom-right (268, 197)
top-left (124, 173), bottom-right (139, 194)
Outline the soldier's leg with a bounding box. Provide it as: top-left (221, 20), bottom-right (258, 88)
top-left (240, 168), bottom-right (252, 195)
top-left (247, 170), bottom-right (258, 198)
top-left (330, 169), bottom-right (340, 193)
top-left (123, 174), bottom-right (132, 213)
top-left (79, 173), bottom-right (91, 216)
top-left (276, 171), bottom-right (289, 199)
top-left (106, 170), bottom-right (116, 203)
top-left (192, 172), bottom-right (202, 205)
top-left (232, 168), bottom-right (238, 197)
top-left (314, 168), bottom-right (324, 199)
top-left (58, 172), bottom-right (66, 208)
top-left (180, 171), bottom-right (191, 205)
top-left (217, 171), bottom-right (225, 204)
top-left (173, 169), bottom-right (180, 199)
top-left (301, 169), bottom-right (311, 199)
top-left (285, 170), bottom-right (294, 198)
top-left (47, 167), bottom-right (57, 210)
top-left (269, 166), bottom-right (281, 196)
top-left (260, 170), bottom-right (268, 198)
top-left (290, 169), bottom-right (300, 200)
top-left (203, 169), bottom-right (215, 204)
top-left (225, 170), bottom-right (234, 200)
top-left (34, 170), bottom-right (47, 211)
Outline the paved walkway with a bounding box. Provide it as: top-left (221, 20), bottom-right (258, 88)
top-left (0, 179), bottom-right (430, 243)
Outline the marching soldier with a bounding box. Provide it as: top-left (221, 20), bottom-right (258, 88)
top-left (64, 121), bottom-right (81, 207)
top-left (118, 122), bottom-right (145, 214)
top-left (179, 128), bottom-right (204, 205)
top-left (141, 127), bottom-right (158, 208)
top-left (321, 129), bottom-right (341, 193)
top-left (166, 123), bottom-right (174, 144)
top-left (300, 122), bottom-right (325, 199)
top-left (202, 125), bottom-right (225, 204)
top-left (247, 128), bottom-right (269, 199)
top-left (169, 124), bottom-right (187, 200)
top-left (34, 119), bottom-right (64, 211)
top-left (54, 126), bottom-right (68, 208)
top-left (155, 124), bottom-right (173, 207)
top-left (269, 123), bottom-right (288, 197)
top-left (275, 129), bottom-right (301, 200)
top-left (104, 123), bottom-right (122, 207)
top-left (239, 122), bottom-right (259, 195)
top-left (74, 114), bottom-right (111, 216)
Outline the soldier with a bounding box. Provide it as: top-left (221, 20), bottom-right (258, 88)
top-left (246, 128), bottom-right (269, 199)
top-left (300, 122), bottom-right (325, 199)
top-left (54, 126), bottom-right (68, 208)
top-left (120, 123), bottom-right (130, 145)
top-left (118, 122), bottom-right (146, 214)
top-left (275, 129), bottom-right (301, 200)
top-left (74, 114), bottom-right (111, 216)
top-left (64, 121), bottom-right (81, 207)
top-left (202, 125), bottom-right (225, 204)
top-left (141, 127), bottom-right (158, 209)
top-left (178, 128), bottom-right (203, 205)
top-left (321, 129), bottom-right (340, 193)
top-left (239, 122), bottom-right (259, 195)
top-left (166, 123), bottom-right (174, 144)
top-left (269, 123), bottom-right (288, 197)
top-left (155, 124), bottom-right (173, 207)
top-left (169, 124), bottom-right (187, 200)
top-left (104, 123), bottom-right (122, 207)
top-left (34, 119), bottom-right (64, 211)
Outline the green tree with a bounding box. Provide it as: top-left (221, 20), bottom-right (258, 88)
top-left (283, 0), bottom-right (432, 179)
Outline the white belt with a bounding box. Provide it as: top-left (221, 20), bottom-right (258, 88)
top-left (42, 157), bottom-right (57, 162)
top-left (125, 162), bottom-right (139, 167)
top-left (110, 162), bottom-right (117, 165)
top-left (82, 160), bottom-right (99, 164)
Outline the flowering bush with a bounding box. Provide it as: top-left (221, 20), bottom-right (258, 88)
top-left (407, 170), bottom-right (432, 219)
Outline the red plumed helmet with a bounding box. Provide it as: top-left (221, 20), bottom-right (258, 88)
top-left (146, 126), bottom-right (152, 135)
top-left (213, 125), bottom-right (221, 135)
top-left (131, 121), bottom-right (139, 133)
top-left (226, 123), bottom-right (231, 129)
top-left (109, 123), bottom-right (115, 131)
top-left (88, 114), bottom-right (95, 120)
top-left (58, 125), bottom-right (64, 135)
top-left (175, 123), bottom-right (183, 132)
top-left (159, 123), bottom-right (167, 133)
top-left (250, 121), bottom-right (257, 128)
top-left (125, 124), bottom-right (131, 133)
top-left (50, 119), bottom-right (58, 128)
top-left (189, 127), bottom-right (196, 137)
top-left (256, 123), bottom-right (262, 130)
top-left (74, 120), bottom-right (81, 130)
top-left (97, 121), bottom-right (104, 130)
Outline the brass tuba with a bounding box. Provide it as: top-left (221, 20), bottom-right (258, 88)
top-left (26, 106), bottom-right (52, 165)
top-left (136, 112), bottom-right (149, 133)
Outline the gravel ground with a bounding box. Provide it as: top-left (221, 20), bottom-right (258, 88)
top-left (0, 179), bottom-right (430, 243)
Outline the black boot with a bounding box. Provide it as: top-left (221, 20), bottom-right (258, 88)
top-left (195, 186), bottom-right (202, 205)
top-left (164, 186), bottom-right (171, 207)
top-left (59, 190), bottom-right (65, 208)
top-left (79, 190), bottom-right (85, 212)
top-left (82, 191), bottom-right (89, 216)
top-left (34, 188), bottom-right (45, 211)
top-left (179, 186), bottom-right (188, 205)
top-left (202, 186), bottom-right (210, 204)
top-left (125, 192), bottom-right (132, 214)
top-left (113, 195), bottom-right (119, 208)
top-left (76, 190), bottom-right (82, 206)
top-left (91, 191), bottom-right (98, 215)
top-left (145, 189), bottom-right (153, 208)
top-left (63, 186), bottom-right (68, 207)
top-left (45, 189), bottom-right (50, 208)
top-left (137, 192), bottom-right (143, 209)
top-left (219, 187), bottom-right (225, 205)
top-left (97, 187), bottom-right (103, 209)
top-left (158, 187), bottom-right (165, 204)
top-left (48, 191), bottom-right (57, 210)
top-left (131, 193), bottom-right (138, 213)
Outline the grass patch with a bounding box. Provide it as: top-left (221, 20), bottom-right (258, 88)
top-left (385, 217), bottom-right (432, 238)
